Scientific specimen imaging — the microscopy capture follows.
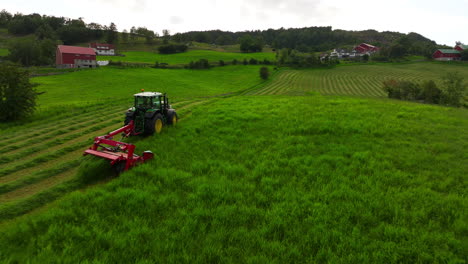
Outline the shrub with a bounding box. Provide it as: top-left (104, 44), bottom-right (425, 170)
top-left (188, 59), bottom-right (210, 69)
top-left (440, 72), bottom-right (466, 107)
top-left (157, 44), bottom-right (188, 54)
top-left (243, 59), bottom-right (248, 65)
top-left (420, 80), bottom-right (442, 104)
top-left (232, 59), bottom-right (238, 65)
top-left (0, 63), bottom-right (38, 121)
top-left (219, 60), bottom-right (225, 66)
top-left (263, 59), bottom-right (271, 65)
top-left (249, 58), bottom-right (258, 65)
top-left (259, 67), bottom-right (269, 80)
top-left (383, 80), bottom-right (421, 101)
top-left (383, 80), bottom-right (401, 99)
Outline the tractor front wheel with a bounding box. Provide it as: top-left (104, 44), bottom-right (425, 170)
top-left (145, 113), bottom-right (163, 135)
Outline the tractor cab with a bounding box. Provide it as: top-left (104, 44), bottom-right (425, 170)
top-left (134, 92), bottom-right (163, 111)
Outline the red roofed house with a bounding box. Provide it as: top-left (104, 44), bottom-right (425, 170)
top-left (56, 45), bottom-right (97, 68)
top-left (353, 43), bottom-right (379, 54)
top-left (454, 43), bottom-right (468, 52)
top-left (89, 43), bottom-right (115, 55)
top-left (432, 49), bottom-right (461, 61)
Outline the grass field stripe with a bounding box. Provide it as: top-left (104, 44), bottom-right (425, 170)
top-left (0, 166), bottom-right (79, 203)
top-left (0, 113), bottom-right (123, 166)
top-left (0, 105), bottom-right (126, 146)
top-left (0, 112), bottom-right (123, 159)
top-left (0, 160), bottom-right (81, 195)
top-left (268, 71), bottom-right (298, 95)
top-left (260, 71), bottom-right (295, 95)
top-left (0, 102), bottom-right (127, 139)
top-left (0, 120), bottom-right (122, 179)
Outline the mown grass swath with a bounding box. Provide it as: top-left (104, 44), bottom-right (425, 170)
top-left (248, 62), bottom-right (468, 97)
top-left (0, 95), bottom-right (466, 262)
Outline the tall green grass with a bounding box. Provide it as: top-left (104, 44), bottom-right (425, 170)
top-left (1, 95), bottom-right (466, 263)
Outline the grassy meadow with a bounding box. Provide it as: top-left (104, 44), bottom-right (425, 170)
top-left (32, 65), bottom-right (271, 108)
top-left (97, 50), bottom-right (276, 65)
top-left (1, 95), bottom-right (467, 262)
top-left (0, 60), bottom-right (467, 262)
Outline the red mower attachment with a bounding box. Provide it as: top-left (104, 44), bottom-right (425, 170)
top-left (83, 121), bottom-right (153, 172)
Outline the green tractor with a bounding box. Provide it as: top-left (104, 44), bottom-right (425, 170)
top-left (124, 92), bottom-right (178, 135)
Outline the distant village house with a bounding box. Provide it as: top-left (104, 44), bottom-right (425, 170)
top-left (353, 43), bottom-right (379, 54)
top-left (432, 49), bottom-right (461, 61)
top-left (56, 45), bottom-right (97, 68)
top-left (432, 43), bottom-right (465, 61)
top-left (330, 43), bottom-right (379, 60)
top-left (89, 43), bottom-right (115, 55)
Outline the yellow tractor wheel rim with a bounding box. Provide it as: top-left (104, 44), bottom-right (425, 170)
top-left (172, 116), bottom-right (177, 124)
top-left (155, 119), bottom-right (163, 133)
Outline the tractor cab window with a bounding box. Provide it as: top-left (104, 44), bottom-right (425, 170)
top-left (135, 97), bottom-right (152, 108)
top-left (153, 96), bottom-right (161, 109)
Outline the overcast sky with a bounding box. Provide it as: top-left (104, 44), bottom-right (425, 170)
top-left (1, 0), bottom-right (467, 46)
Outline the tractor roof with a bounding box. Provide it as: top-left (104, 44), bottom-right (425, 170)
top-left (133, 92), bottom-right (162, 97)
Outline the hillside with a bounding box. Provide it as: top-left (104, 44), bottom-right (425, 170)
top-left (0, 9), bottom-right (443, 57)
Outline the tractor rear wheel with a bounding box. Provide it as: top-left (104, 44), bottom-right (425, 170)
top-left (145, 113), bottom-right (163, 135)
top-left (166, 111), bottom-right (178, 125)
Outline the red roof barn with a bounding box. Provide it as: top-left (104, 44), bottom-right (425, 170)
top-left (56, 45), bottom-right (97, 68)
top-left (89, 43), bottom-right (116, 55)
top-left (432, 49), bottom-right (461, 61)
top-left (353, 43), bottom-right (379, 54)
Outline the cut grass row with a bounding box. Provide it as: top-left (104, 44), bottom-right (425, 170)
top-left (0, 99), bottom-right (196, 220)
top-left (0, 117), bottom-right (122, 178)
top-left (249, 63), bottom-right (468, 97)
top-left (0, 111), bottom-right (124, 158)
top-left (0, 101), bottom-right (128, 140)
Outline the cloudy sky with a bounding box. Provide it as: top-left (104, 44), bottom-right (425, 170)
top-left (1, 0), bottom-right (467, 46)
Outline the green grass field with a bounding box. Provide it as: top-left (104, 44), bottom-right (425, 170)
top-left (32, 65), bottom-right (271, 108)
top-left (97, 50), bottom-right (276, 65)
top-left (0, 62), bottom-right (467, 262)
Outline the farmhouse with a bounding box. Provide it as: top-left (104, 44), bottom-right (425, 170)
top-left (432, 49), bottom-right (461, 61)
top-left (56, 45), bottom-right (97, 68)
top-left (353, 43), bottom-right (379, 54)
top-left (454, 43), bottom-right (467, 51)
top-left (89, 43), bottom-right (115, 55)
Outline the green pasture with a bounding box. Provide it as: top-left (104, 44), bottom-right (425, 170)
top-left (248, 62), bottom-right (468, 97)
top-left (97, 50), bottom-right (276, 65)
top-left (1, 95), bottom-right (467, 262)
top-left (33, 65), bottom-right (271, 108)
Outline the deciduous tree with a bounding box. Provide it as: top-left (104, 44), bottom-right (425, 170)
top-left (0, 63), bottom-right (38, 121)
